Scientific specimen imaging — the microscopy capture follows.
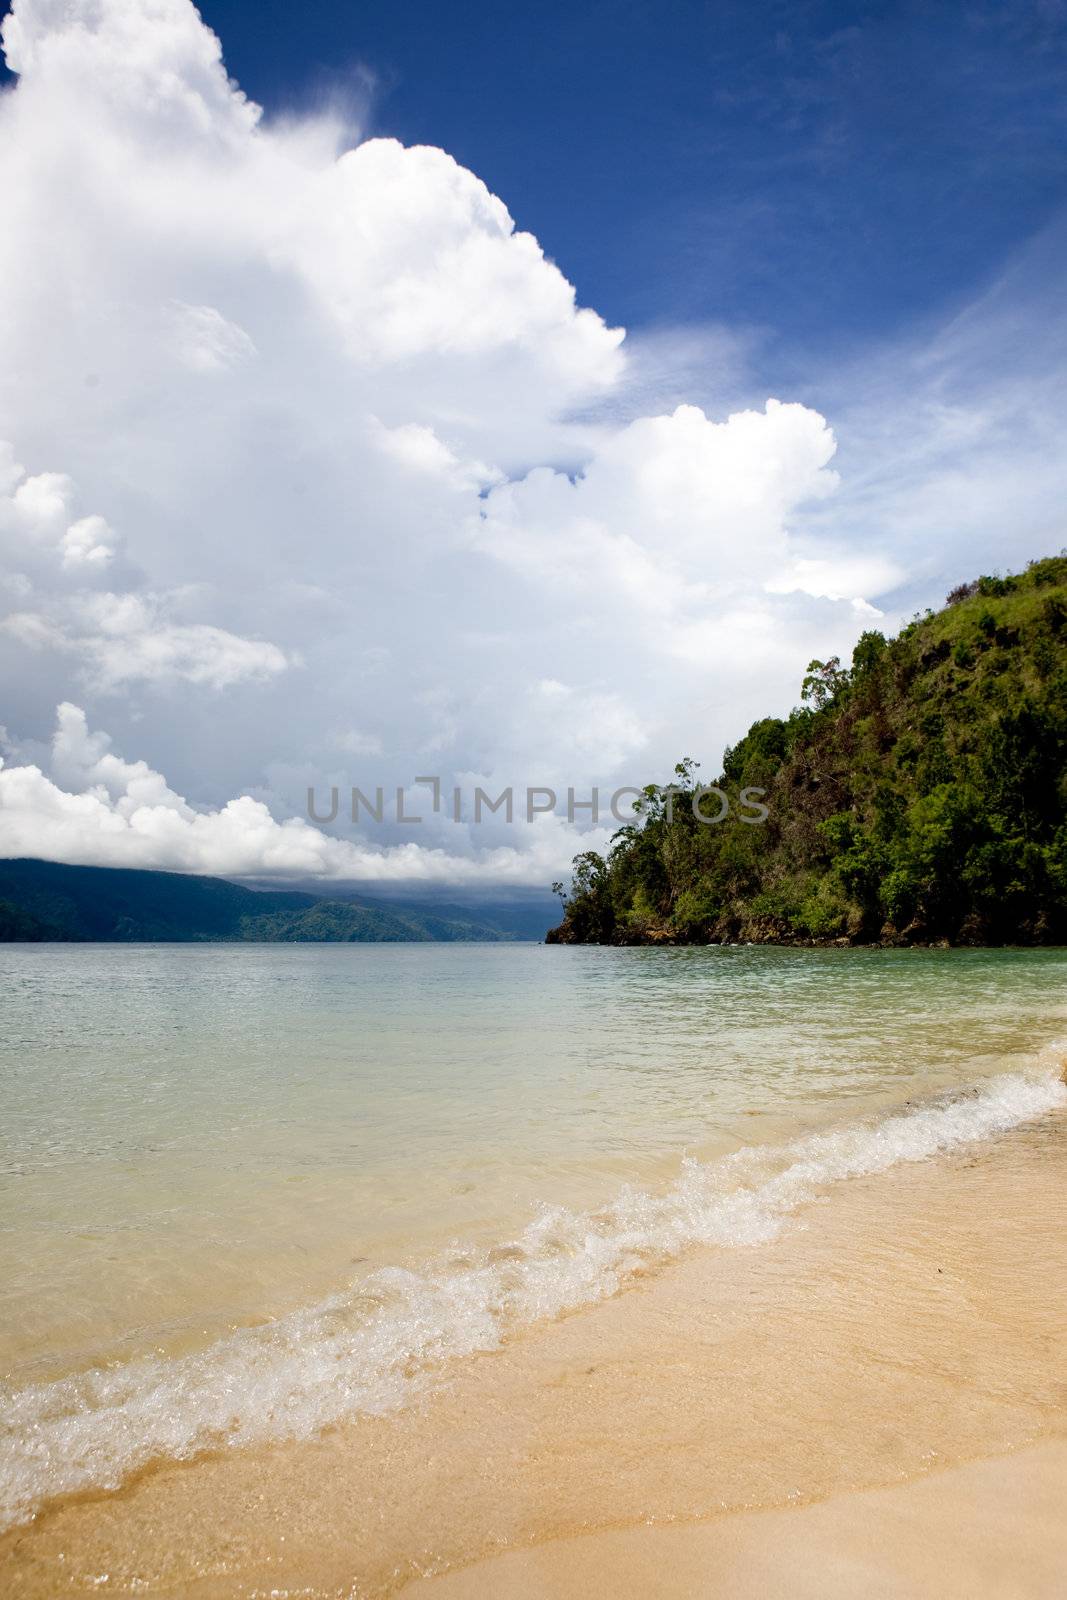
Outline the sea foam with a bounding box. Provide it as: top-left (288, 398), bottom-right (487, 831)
top-left (2, 1063), bottom-right (1064, 1529)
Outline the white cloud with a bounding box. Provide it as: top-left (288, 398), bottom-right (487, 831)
top-left (0, 443), bottom-right (291, 689)
top-left (765, 554), bottom-right (904, 609)
top-left (0, 0), bottom-right (915, 885)
top-left (369, 419), bottom-right (499, 492)
top-left (0, 704), bottom-right (615, 884)
top-left (286, 138), bottom-right (625, 382)
top-left (60, 515), bottom-right (118, 571)
top-left (167, 302), bottom-right (257, 373)
top-left (474, 399), bottom-right (839, 608)
top-left (4, 591), bottom-right (291, 690)
top-left (0, 443), bottom-right (120, 584)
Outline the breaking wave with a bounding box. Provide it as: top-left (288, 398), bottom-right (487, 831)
top-left (3, 1063), bottom-right (1064, 1529)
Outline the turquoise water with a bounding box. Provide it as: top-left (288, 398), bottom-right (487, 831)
top-left (1, 943), bottom-right (1066, 1525)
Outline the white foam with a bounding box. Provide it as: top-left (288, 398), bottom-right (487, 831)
top-left (2, 1065), bottom-right (1064, 1529)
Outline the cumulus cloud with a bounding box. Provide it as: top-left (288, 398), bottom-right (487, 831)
top-left (0, 442), bottom-right (291, 690)
top-left (4, 591), bottom-right (291, 690)
top-left (0, 0), bottom-right (902, 885)
top-left (474, 399), bottom-right (841, 611)
top-left (0, 704), bottom-right (615, 884)
top-left (0, 446), bottom-right (109, 565)
top-left (60, 516), bottom-right (119, 571)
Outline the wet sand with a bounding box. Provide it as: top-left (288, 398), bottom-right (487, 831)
top-left (3, 1108), bottom-right (1066, 1597)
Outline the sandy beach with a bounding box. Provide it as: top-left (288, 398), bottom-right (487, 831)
top-left (3, 1088), bottom-right (1065, 1597)
top-left (403, 1442), bottom-right (1067, 1600)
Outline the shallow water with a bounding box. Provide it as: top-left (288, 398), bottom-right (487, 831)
top-left (1, 942), bottom-right (1066, 1534)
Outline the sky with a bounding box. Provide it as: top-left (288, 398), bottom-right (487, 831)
top-left (188, 0), bottom-right (1067, 344)
top-left (0, 0), bottom-right (1065, 887)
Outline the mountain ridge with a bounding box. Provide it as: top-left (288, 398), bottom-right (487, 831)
top-left (0, 859), bottom-right (544, 943)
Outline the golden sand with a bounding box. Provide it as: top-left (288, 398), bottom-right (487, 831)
top-left (3, 1110), bottom-right (1066, 1597)
top-left (401, 1441), bottom-right (1067, 1599)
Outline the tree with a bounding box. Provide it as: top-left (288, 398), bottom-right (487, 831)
top-left (800, 656), bottom-right (849, 710)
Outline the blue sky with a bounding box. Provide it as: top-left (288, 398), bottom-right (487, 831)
top-left (178, 0), bottom-right (1067, 352)
top-left (0, 0), bottom-right (1066, 883)
top-left (13, 0), bottom-right (1062, 349)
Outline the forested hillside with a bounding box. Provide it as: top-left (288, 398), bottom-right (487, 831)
top-left (0, 860), bottom-right (523, 943)
top-left (548, 556), bottom-right (1067, 947)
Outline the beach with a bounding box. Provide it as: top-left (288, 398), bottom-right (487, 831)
top-left (403, 1443), bottom-right (1067, 1600)
top-left (2, 945), bottom-right (1066, 1594)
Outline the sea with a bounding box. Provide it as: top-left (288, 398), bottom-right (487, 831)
top-left (2, 941), bottom-right (1066, 1532)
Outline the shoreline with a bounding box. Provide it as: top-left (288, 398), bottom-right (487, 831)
top-left (4, 1092), bottom-right (1066, 1596)
top-left (545, 930), bottom-right (1067, 949)
top-left (3, 1064), bottom-right (1063, 1536)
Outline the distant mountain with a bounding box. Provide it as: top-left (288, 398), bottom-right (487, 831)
top-left (549, 554), bottom-right (1067, 947)
top-left (319, 888), bottom-right (561, 943)
top-left (0, 860), bottom-right (538, 943)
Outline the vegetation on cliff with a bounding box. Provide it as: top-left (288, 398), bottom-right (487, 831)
top-left (548, 555), bottom-right (1067, 947)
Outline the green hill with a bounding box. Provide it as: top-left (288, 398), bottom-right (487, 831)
top-left (548, 555), bottom-right (1067, 948)
top-left (0, 860), bottom-right (524, 943)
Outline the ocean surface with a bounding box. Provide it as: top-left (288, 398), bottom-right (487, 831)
top-left (2, 941), bottom-right (1066, 1531)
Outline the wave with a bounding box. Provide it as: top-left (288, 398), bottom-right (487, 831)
top-left (2, 1063), bottom-right (1065, 1530)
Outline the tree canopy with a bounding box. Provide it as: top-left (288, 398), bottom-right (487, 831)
top-left (548, 555), bottom-right (1067, 947)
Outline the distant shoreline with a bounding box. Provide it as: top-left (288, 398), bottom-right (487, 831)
top-left (546, 928), bottom-right (1067, 949)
